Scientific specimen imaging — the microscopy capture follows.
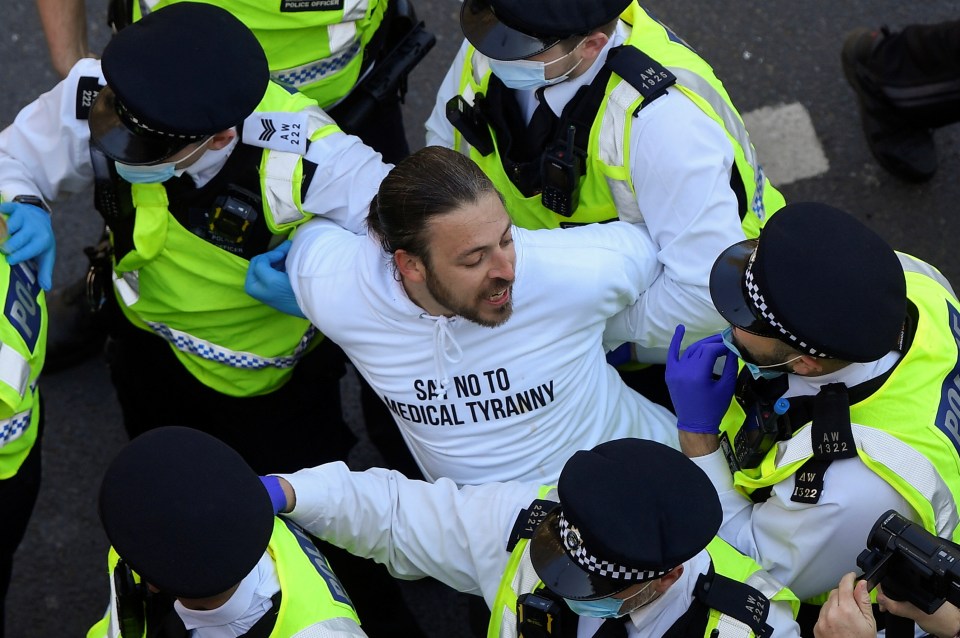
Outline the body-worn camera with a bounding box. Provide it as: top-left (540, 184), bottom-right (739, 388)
top-left (857, 509), bottom-right (960, 615)
top-left (517, 590), bottom-right (564, 637)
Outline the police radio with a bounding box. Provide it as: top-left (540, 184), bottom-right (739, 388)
top-left (114, 558), bottom-right (146, 638)
top-left (729, 397), bottom-right (791, 470)
top-left (857, 510), bottom-right (960, 615)
top-left (540, 125), bottom-right (581, 217)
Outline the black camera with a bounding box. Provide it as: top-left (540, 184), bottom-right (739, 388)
top-left (517, 591), bottom-right (564, 637)
top-left (857, 509), bottom-right (960, 615)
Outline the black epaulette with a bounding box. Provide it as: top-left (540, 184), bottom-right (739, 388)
top-left (506, 498), bottom-right (559, 552)
top-left (75, 76), bottom-right (101, 120)
top-left (694, 566), bottom-right (774, 638)
top-left (604, 46), bottom-right (678, 114)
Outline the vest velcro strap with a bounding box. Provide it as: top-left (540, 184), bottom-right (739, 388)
top-left (695, 568), bottom-right (774, 638)
top-left (145, 322), bottom-right (317, 370)
top-left (0, 342), bottom-right (30, 397)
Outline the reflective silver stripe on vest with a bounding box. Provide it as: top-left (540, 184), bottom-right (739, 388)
top-left (713, 615), bottom-right (754, 638)
top-left (145, 322), bottom-right (318, 370)
top-left (0, 342), bottom-right (30, 397)
top-left (601, 82), bottom-right (644, 222)
top-left (273, 40), bottom-right (363, 89)
top-left (112, 270), bottom-right (141, 306)
top-left (263, 106), bottom-right (338, 226)
top-left (898, 252), bottom-right (958, 299)
top-left (745, 569), bottom-right (786, 601)
top-left (774, 423), bottom-right (960, 536)
top-left (290, 616), bottom-right (368, 637)
top-left (599, 66), bottom-right (769, 222)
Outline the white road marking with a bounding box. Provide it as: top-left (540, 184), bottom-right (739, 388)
top-left (743, 101), bottom-right (830, 186)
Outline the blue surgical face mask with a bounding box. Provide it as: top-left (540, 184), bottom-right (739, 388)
top-left (720, 326), bottom-right (801, 380)
top-left (488, 39), bottom-right (586, 91)
top-left (115, 138), bottom-right (211, 184)
top-left (564, 581), bottom-right (655, 619)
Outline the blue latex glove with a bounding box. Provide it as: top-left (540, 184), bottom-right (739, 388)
top-left (0, 201), bottom-right (55, 290)
top-left (665, 324), bottom-right (739, 433)
top-left (245, 240), bottom-right (306, 318)
top-left (260, 475), bottom-right (287, 515)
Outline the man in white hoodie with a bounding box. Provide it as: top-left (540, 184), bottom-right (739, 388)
top-left (281, 145), bottom-right (678, 486)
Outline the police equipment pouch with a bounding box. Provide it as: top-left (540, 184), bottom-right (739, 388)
top-left (446, 95), bottom-right (494, 156)
top-left (857, 509), bottom-right (960, 615)
top-left (540, 126), bottom-right (581, 217)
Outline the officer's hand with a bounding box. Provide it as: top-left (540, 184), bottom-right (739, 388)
top-left (814, 573), bottom-right (875, 638)
top-left (665, 325), bottom-right (738, 434)
top-left (0, 201), bottom-right (55, 290)
top-left (245, 240), bottom-right (306, 319)
top-left (878, 585), bottom-right (960, 638)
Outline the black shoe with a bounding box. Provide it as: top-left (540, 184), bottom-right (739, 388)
top-left (841, 27), bottom-right (937, 182)
top-left (44, 276), bottom-right (108, 374)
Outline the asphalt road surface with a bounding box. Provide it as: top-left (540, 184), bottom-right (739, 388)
top-left (3, 1), bottom-right (960, 636)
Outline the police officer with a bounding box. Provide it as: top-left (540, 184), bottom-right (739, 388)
top-left (264, 438), bottom-right (802, 637)
top-left (88, 426), bottom-right (366, 638)
top-left (0, 214), bottom-right (47, 638)
top-left (0, 5), bottom-right (425, 635)
top-left (664, 202), bottom-right (960, 632)
top-left (427, 0), bottom-right (785, 367)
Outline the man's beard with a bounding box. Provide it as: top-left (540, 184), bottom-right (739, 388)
top-left (424, 268), bottom-right (514, 328)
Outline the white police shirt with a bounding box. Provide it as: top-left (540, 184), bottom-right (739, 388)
top-left (174, 553), bottom-right (280, 638)
top-left (426, 23), bottom-right (745, 362)
top-left (287, 218), bottom-right (679, 486)
top-left (0, 58), bottom-right (388, 234)
top-left (692, 351), bottom-right (919, 602)
top-left (280, 462), bottom-right (800, 637)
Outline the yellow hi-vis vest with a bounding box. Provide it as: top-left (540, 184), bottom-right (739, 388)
top-left (86, 517), bottom-right (364, 638)
top-left (0, 239), bottom-right (46, 480)
top-left (717, 253), bottom-right (960, 600)
top-left (453, 1), bottom-right (784, 238)
top-left (488, 489), bottom-right (798, 638)
top-left (141, 0), bottom-right (387, 108)
top-left (110, 82), bottom-right (340, 397)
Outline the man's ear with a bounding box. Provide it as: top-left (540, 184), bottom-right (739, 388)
top-left (581, 31), bottom-right (609, 63)
top-left (791, 355), bottom-right (824, 376)
top-left (394, 249), bottom-right (426, 283)
top-left (207, 129), bottom-right (237, 151)
top-left (654, 565), bottom-right (684, 594)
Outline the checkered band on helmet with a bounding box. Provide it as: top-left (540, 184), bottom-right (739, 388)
top-left (558, 512), bottom-right (669, 582)
top-left (116, 98), bottom-right (206, 141)
top-left (743, 249), bottom-right (830, 358)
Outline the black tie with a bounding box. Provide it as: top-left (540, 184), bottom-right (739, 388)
top-left (519, 87), bottom-right (560, 161)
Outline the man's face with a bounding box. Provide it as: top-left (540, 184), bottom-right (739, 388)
top-left (731, 326), bottom-right (799, 372)
top-left (420, 194), bottom-right (516, 328)
top-left (526, 38), bottom-right (587, 80)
